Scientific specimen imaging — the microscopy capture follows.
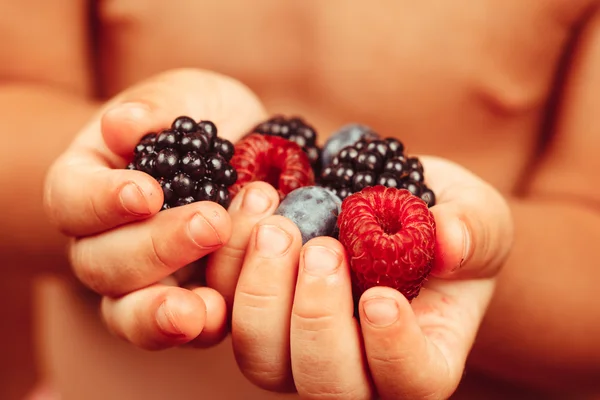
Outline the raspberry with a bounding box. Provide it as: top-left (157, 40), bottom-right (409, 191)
top-left (252, 115), bottom-right (321, 174)
top-left (320, 136), bottom-right (436, 207)
top-left (337, 186), bottom-right (436, 301)
top-left (126, 115), bottom-right (237, 210)
top-left (229, 133), bottom-right (315, 200)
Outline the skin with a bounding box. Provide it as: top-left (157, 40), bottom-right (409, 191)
top-left (2, 0), bottom-right (600, 398)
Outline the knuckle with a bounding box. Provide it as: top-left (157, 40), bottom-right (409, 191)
top-left (296, 378), bottom-right (365, 400)
top-left (148, 234), bottom-right (175, 273)
top-left (216, 244), bottom-right (246, 263)
top-left (292, 306), bottom-right (336, 334)
top-left (236, 283), bottom-right (280, 310)
top-left (88, 193), bottom-right (112, 231)
top-left (70, 241), bottom-right (109, 294)
top-left (241, 363), bottom-right (293, 393)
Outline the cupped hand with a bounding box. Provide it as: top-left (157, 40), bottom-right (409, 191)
top-left (230, 156), bottom-right (513, 399)
top-left (43, 68), bottom-right (276, 350)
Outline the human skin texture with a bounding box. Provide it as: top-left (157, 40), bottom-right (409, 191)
top-left (3, 0), bottom-right (600, 399)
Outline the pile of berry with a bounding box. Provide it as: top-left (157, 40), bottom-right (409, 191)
top-left (127, 116), bottom-right (236, 209)
top-left (320, 137), bottom-right (435, 207)
top-left (252, 116), bottom-right (321, 173)
top-left (127, 115), bottom-right (437, 302)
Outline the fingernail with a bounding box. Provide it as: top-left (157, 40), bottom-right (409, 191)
top-left (241, 187), bottom-right (272, 214)
top-left (363, 297), bottom-right (399, 327)
top-left (189, 213), bottom-right (223, 249)
top-left (156, 299), bottom-right (185, 337)
top-left (255, 224), bottom-right (292, 257)
top-left (303, 246), bottom-right (341, 276)
top-left (107, 102), bottom-right (151, 122)
top-left (460, 220), bottom-right (472, 268)
top-left (119, 182), bottom-right (151, 216)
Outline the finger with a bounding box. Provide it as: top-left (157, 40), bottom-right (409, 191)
top-left (71, 200), bottom-right (231, 296)
top-left (185, 286), bottom-right (228, 348)
top-left (101, 283), bottom-right (207, 350)
top-left (421, 156), bottom-right (513, 279)
top-left (231, 215), bottom-right (302, 392)
top-left (359, 278), bottom-right (494, 400)
top-left (290, 237), bottom-right (373, 400)
top-left (206, 181), bottom-right (280, 307)
top-left (44, 68), bottom-right (267, 237)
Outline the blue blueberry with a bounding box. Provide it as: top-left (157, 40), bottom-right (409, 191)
top-left (321, 123), bottom-right (379, 168)
top-left (274, 186), bottom-right (342, 244)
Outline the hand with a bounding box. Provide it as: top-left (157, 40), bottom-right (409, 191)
top-left (43, 68), bottom-right (275, 350)
top-left (230, 156), bottom-right (513, 399)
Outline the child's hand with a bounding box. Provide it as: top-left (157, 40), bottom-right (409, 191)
top-left (229, 157), bottom-right (513, 399)
top-left (43, 68), bottom-right (272, 350)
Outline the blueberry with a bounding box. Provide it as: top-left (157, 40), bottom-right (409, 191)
top-left (274, 186), bottom-right (342, 244)
top-left (321, 123), bottom-right (379, 168)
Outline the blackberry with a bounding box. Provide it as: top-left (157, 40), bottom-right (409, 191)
top-left (252, 115), bottom-right (322, 174)
top-left (127, 115), bottom-right (237, 210)
top-left (319, 136), bottom-right (436, 206)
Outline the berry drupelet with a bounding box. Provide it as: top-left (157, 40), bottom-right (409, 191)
top-left (320, 136), bottom-right (436, 207)
top-left (127, 116), bottom-right (237, 210)
top-left (252, 115), bottom-right (322, 174)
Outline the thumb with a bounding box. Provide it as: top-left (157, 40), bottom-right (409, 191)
top-left (422, 156), bottom-right (514, 279)
top-left (76, 68), bottom-right (267, 166)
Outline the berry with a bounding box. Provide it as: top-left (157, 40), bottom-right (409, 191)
top-left (320, 135), bottom-right (435, 206)
top-left (172, 116), bottom-right (197, 133)
top-left (212, 137), bottom-right (235, 161)
top-left (229, 133), bottom-right (315, 200)
top-left (252, 115), bottom-right (321, 172)
top-left (321, 123), bottom-right (380, 168)
top-left (274, 186), bottom-right (342, 244)
top-left (127, 115), bottom-right (236, 209)
top-left (337, 186), bottom-right (436, 301)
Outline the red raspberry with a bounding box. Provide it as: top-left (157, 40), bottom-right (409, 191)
top-left (337, 186), bottom-right (436, 301)
top-left (229, 133), bottom-right (315, 200)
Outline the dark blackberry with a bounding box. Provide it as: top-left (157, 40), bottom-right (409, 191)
top-left (377, 172), bottom-right (400, 188)
top-left (420, 187), bottom-right (436, 207)
top-left (365, 140), bottom-right (389, 159)
top-left (406, 157), bottom-right (423, 173)
top-left (156, 130), bottom-right (180, 150)
top-left (331, 186), bottom-right (351, 201)
top-left (172, 116), bottom-right (197, 133)
top-left (135, 133), bottom-right (156, 155)
top-left (319, 135), bottom-right (435, 207)
top-left (195, 180), bottom-right (218, 202)
top-left (180, 131), bottom-right (210, 154)
top-left (155, 148), bottom-right (180, 178)
top-left (216, 185), bottom-right (231, 209)
top-left (126, 115), bottom-right (238, 210)
top-left (198, 120), bottom-right (217, 141)
top-left (212, 137), bottom-right (235, 161)
top-left (352, 171), bottom-right (376, 192)
top-left (180, 152), bottom-right (206, 180)
top-left (251, 115), bottom-right (321, 174)
top-left (355, 151), bottom-right (383, 172)
top-left (383, 157), bottom-right (408, 177)
top-left (408, 169), bottom-right (424, 182)
top-left (333, 164), bottom-right (355, 186)
top-left (402, 179), bottom-right (422, 196)
top-left (384, 138), bottom-right (404, 156)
